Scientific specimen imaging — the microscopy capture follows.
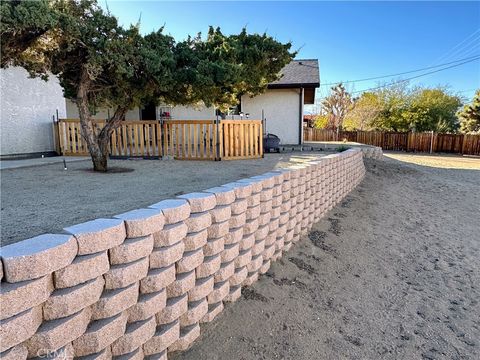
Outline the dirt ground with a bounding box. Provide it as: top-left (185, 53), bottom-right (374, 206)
top-left (0, 153), bottom-right (326, 246)
top-left (172, 155), bottom-right (480, 360)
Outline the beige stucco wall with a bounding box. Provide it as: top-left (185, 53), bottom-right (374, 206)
top-left (241, 89), bottom-right (301, 145)
top-left (0, 67), bottom-right (67, 156)
top-left (65, 100), bottom-right (139, 120)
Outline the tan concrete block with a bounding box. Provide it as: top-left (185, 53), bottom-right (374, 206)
top-left (285, 229), bottom-right (295, 243)
top-left (0, 275), bottom-right (53, 320)
top-left (225, 226), bottom-right (243, 245)
top-left (259, 260), bottom-right (271, 274)
top-left (207, 280), bottom-right (229, 304)
top-left (260, 188), bottom-right (273, 202)
top-left (230, 198), bottom-right (248, 215)
top-left (166, 270), bottom-right (195, 298)
top-left (109, 235), bottom-right (154, 265)
top-left (200, 301), bottom-right (224, 322)
top-left (229, 212), bottom-right (246, 229)
top-left (127, 288), bottom-right (166, 323)
top-left (0, 344), bottom-right (28, 360)
top-left (184, 212), bottom-right (211, 233)
top-left (224, 285), bottom-right (241, 303)
top-left (258, 211), bottom-right (272, 226)
top-left (104, 257), bottom-right (149, 289)
top-left (54, 251), bottom-right (109, 289)
top-left (176, 249), bottom-right (204, 274)
top-left (168, 323), bottom-right (200, 353)
top-left (268, 218), bottom-right (280, 233)
top-left (111, 316), bottom-right (156, 356)
top-left (287, 218), bottom-right (296, 231)
top-left (277, 224), bottom-right (288, 238)
top-left (149, 199), bottom-right (190, 224)
top-left (183, 229), bottom-right (208, 251)
top-left (251, 240), bottom-right (266, 257)
top-left (187, 276), bottom-right (214, 302)
top-left (260, 199), bottom-right (273, 214)
top-left (250, 174), bottom-right (275, 189)
top-left (239, 234), bottom-right (255, 251)
top-left (207, 220), bottom-right (230, 238)
top-left (152, 222), bottom-right (187, 247)
top-left (229, 266), bottom-right (248, 286)
top-left (195, 254), bottom-right (221, 279)
top-left (209, 205), bottom-right (232, 224)
top-left (220, 243), bottom-right (239, 263)
top-left (29, 343), bottom-right (75, 359)
top-left (283, 242), bottom-right (293, 252)
top-left (234, 249), bottom-right (252, 268)
top-left (237, 178), bottom-right (262, 193)
top-left (264, 231), bottom-right (277, 247)
top-left (255, 225), bottom-right (269, 241)
top-left (91, 283), bottom-right (139, 320)
top-left (0, 306), bottom-right (42, 353)
top-left (221, 182), bottom-right (253, 199)
top-left (178, 193), bottom-right (216, 213)
top-left (140, 265), bottom-right (175, 294)
top-left (262, 244), bottom-right (276, 261)
top-left (156, 295), bottom-right (188, 325)
top-left (150, 241), bottom-right (185, 269)
top-left (114, 209), bottom-right (165, 238)
top-left (202, 237), bottom-right (224, 257)
top-left (0, 234), bottom-right (77, 283)
top-left (275, 237), bottom-right (285, 252)
top-left (72, 312), bottom-right (127, 357)
top-left (271, 206), bottom-right (281, 219)
top-left (272, 194), bottom-right (283, 207)
top-left (203, 187), bottom-right (236, 206)
top-left (143, 320), bottom-right (179, 356)
top-left (247, 254), bottom-right (263, 273)
top-left (64, 219), bottom-right (125, 256)
top-left (26, 307), bottom-right (92, 357)
top-left (279, 212), bottom-right (289, 225)
top-left (113, 347), bottom-right (143, 360)
top-left (246, 193), bottom-right (261, 207)
top-left (272, 184), bottom-right (283, 197)
top-left (242, 272), bottom-right (259, 287)
top-left (243, 219), bottom-right (259, 235)
top-left (214, 260), bottom-right (235, 283)
top-left (44, 276), bottom-right (104, 321)
top-left (245, 205), bottom-right (261, 220)
top-left (179, 298), bottom-right (208, 327)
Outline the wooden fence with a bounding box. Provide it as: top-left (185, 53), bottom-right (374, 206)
top-left (303, 128), bottom-right (480, 156)
top-left (56, 119), bottom-right (263, 160)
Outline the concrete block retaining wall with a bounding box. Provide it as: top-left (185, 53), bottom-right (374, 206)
top-left (0, 149), bottom-right (366, 359)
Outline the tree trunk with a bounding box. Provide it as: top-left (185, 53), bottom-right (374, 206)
top-left (75, 70), bottom-right (128, 172)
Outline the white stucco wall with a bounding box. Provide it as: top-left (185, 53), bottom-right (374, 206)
top-left (241, 89), bottom-right (301, 145)
top-left (164, 104), bottom-right (215, 120)
top-left (66, 100), bottom-right (139, 120)
top-left (0, 67), bottom-right (67, 156)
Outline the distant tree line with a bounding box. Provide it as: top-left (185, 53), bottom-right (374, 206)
top-left (314, 83), bottom-right (480, 134)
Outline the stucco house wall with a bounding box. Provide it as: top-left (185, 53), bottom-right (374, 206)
top-left (0, 67), bottom-right (66, 157)
top-left (65, 100), bottom-right (139, 121)
top-left (241, 89), bottom-right (301, 145)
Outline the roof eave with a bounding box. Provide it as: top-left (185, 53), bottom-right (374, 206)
top-left (267, 82), bottom-right (320, 89)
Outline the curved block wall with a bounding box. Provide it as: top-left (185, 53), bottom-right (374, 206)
top-left (0, 149), bottom-right (366, 359)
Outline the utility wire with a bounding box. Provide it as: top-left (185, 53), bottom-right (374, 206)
top-left (351, 56), bottom-right (480, 94)
top-left (432, 28), bottom-right (480, 65)
top-left (320, 55), bottom-right (480, 87)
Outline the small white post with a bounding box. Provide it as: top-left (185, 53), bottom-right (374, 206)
top-left (430, 131), bottom-right (434, 154)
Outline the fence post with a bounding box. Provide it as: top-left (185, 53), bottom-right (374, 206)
top-left (429, 131), bottom-right (434, 154)
top-left (215, 115), bottom-right (221, 161)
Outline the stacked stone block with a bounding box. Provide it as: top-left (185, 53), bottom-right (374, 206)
top-left (0, 150), bottom-right (366, 360)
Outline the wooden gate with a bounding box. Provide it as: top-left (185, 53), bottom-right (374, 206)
top-left (56, 119), bottom-right (263, 160)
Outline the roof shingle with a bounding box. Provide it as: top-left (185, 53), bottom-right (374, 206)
top-left (268, 59), bottom-right (320, 88)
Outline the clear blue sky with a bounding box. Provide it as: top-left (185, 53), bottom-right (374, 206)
top-left (103, 1), bottom-right (480, 110)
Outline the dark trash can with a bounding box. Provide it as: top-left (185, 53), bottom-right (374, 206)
top-left (263, 133), bottom-right (281, 153)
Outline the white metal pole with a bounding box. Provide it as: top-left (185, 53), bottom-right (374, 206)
top-left (430, 131), bottom-right (434, 154)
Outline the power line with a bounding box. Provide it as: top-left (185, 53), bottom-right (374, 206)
top-left (351, 56), bottom-right (480, 94)
top-left (432, 28), bottom-right (480, 65)
top-left (320, 55), bottom-right (480, 87)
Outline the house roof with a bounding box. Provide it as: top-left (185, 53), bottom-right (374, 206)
top-left (268, 59), bottom-right (320, 89)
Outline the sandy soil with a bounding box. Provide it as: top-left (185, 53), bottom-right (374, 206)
top-left (0, 153), bottom-right (326, 246)
top-left (172, 156), bottom-right (480, 360)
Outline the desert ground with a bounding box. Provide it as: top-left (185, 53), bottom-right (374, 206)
top-left (171, 154), bottom-right (480, 360)
top-left (0, 152), bottom-right (326, 246)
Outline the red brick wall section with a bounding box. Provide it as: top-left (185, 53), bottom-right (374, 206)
top-left (0, 149), bottom-right (366, 359)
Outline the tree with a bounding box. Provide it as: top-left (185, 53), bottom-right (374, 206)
top-left (458, 90), bottom-right (480, 134)
top-left (343, 92), bottom-right (382, 131)
top-left (1, 0), bottom-right (294, 171)
top-left (321, 83), bottom-right (354, 136)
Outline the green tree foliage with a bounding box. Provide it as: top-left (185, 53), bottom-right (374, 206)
top-left (458, 90), bottom-right (480, 134)
top-left (1, 0), bottom-right (294, 171)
